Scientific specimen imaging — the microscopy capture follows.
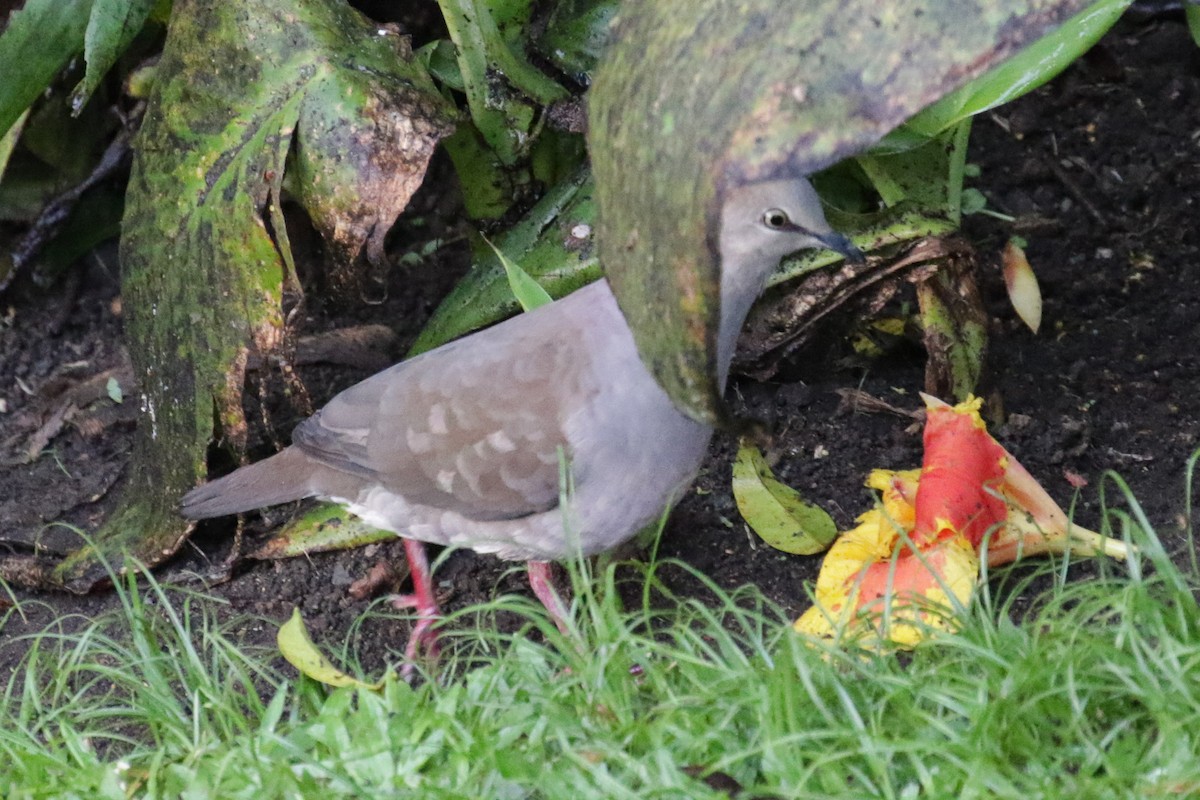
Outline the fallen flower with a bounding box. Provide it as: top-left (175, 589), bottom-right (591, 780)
top-left (796, 394), bottom-right (1131, 648)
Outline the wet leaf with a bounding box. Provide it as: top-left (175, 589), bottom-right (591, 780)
top-left (589, 0), bottom-right (1104, 424)
top-left (0, 0), bottom-right (91, 138)
top-left (732, 441), bottom-right (836, 555)
top-left (278, 609), bottom-right (386, 690)
top-left (1002, 237), bottom-right (1043, 333)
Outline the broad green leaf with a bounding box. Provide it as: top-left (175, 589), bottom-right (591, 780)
top-left (732, 442), bottom-right (837, 556)
top-left (250, 504), bottom-right (395, 560)
top-left (72, 0), bottom-right (157, 113)
top-left (410, 168), bottom-right (598, 355)
top-left (278, 609), bottom-right (386, 690)
top-left (899, 0), bottom-right (1131, 142)
top-left (1190, 5), bottom-right (1200, 49)
top-left (589, 0), bottom-right (1101, 425)
top-left (0, 0), bottom-right (92, 138)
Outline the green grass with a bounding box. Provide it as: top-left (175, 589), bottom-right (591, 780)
top-left (2, 461), bottom-right (1199, 799)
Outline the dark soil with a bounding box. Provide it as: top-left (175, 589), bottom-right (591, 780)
top-left (1, 15), bottom-right (1198, 679)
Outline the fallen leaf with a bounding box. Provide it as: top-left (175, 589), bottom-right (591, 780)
top-left (277, 608), bottom-right (387, 690)
top-left (732, 441), bottom-right (836, 555)
top-left (1002, 238), bottom-right (1042, 333)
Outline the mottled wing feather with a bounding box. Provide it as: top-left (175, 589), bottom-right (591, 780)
top-left (292, 322), bottom-right (595, 521)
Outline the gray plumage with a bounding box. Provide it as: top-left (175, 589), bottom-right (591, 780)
top-left (181, 177), bottom-right (859, 561)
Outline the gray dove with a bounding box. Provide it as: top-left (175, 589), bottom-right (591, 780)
top-left (182, 176), bottom-right (860, 663)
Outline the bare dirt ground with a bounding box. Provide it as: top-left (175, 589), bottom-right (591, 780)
top-left (1, 13), bottom-right (1197, 676)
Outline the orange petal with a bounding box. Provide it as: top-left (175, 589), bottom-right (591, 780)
top-left (913, 395), bottom-right (1008, 549)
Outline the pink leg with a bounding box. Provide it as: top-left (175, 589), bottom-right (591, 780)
top-left (527, 560), bottom-right (570, 635)
top-left (390, 538), bottom-right (441, 675)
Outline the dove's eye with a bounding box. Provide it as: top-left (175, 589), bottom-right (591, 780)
top-left (762, 208), bottom-right (790, 229)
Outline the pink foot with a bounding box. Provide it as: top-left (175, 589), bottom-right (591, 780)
top-left (390, 538), bottom-right (441, 678)
top-left (527, 560), bottom-right (570, 635)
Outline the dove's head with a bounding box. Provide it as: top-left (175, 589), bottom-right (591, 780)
top-left (715, 177), bottom-right (862, 385)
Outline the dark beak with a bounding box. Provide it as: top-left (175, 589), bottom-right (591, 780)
top-left (816, 231), bottom-right (865, 264)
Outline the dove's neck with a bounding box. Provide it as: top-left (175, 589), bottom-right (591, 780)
top-left (715, 249), bottom-right (779, 390)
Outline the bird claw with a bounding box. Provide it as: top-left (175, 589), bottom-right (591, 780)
top-left (394, 538), bottom-right (442, 680)
top-left (391, 593), bottom-right (441, 681)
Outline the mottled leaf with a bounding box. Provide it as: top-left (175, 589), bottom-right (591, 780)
top-left (290, 11), bottom-right (455, 293)
top-left (53, 0), bottom-right (453, 590)
top-left (251, 504), bottom-right (395, 560)
top-left (917, 263), bottom-right (988, 402)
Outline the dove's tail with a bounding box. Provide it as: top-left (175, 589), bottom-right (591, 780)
top-left (180, 447), bottom-right (315, 518)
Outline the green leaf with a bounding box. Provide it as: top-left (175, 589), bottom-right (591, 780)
top-left (732, 442), bottom-right (836, 555)
top-left (105, 376), bottom-right (123, 403)
top-left (438, 0), bottom-right (566, 164)
top-left (959, 188), bottom-right (988, 216)
top-left (536, 0), bottom-right (620, 81)
top-left (410, 168), bottom-right (598, 355)
top-left (278, 609), bottom-right (387, 690)
top-left (1190, 5), bottom-right (1200, 49)
top-left (0, 0), bottom-right (92, 138)
top-left (487, 236), bottom-right (553, 311)
top-left (0, 110), bottom-right (27, 183)
top-left (72, 0), bottom-right (157, 114)
top-left (892, 0), bottom-right (1131, 144)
